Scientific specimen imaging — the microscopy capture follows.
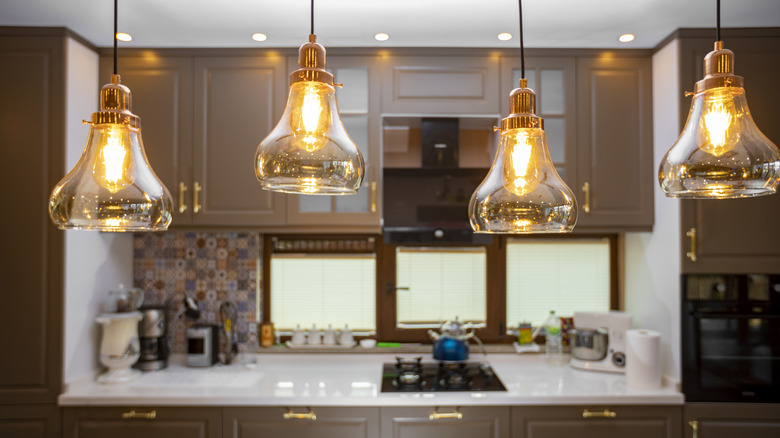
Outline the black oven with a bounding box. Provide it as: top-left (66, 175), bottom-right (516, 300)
top-left (682, 274), bottom-right (780, 403)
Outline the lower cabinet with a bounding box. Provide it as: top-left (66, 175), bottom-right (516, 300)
top-left (684, 403), bottom-right (780, 438)
top-left (381, 406), bottom-right (510, 438)
top-left (62, 407), bottom-right (221, 438)
top-left (0, 405), bottom-right (60, 438)
top-left (511, 405), bottom-right (682, 438)
top-left (223, 407), bottom-right (379, 438)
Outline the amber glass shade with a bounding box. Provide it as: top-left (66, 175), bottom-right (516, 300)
top-left (659, 86), bottom-right (780, 198)
top-left (49, 77), bottom-right (172, 231)
top-left (469, 126), bottom-right (577, 233)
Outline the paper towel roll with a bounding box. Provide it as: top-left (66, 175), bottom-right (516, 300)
top-left (626, 329), bottom-right (661, 390)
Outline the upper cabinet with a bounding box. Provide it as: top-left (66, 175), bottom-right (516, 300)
top-left (285, 55), bottom-right (382, 231)
top-left (677, 30), bottom-right (780, 273)
top-left (382, 56), bottom-right (500, 115)
top-left (575, 55), bottom-right (654, 231)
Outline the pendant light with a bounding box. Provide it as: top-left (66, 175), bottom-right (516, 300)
top-left (48, 0), bottom-right (173, 231)
top-left (658, 0), bottom-right (780, 198)
top-left (468, 0), bottom-right (576, 234)
top-left (254, 0), bottom-right (364, 195)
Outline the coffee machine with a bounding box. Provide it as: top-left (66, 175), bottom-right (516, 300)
top-left (134, 307), bottom-right (169, 371)
top-left (569, 311), bottom-right (632, 374)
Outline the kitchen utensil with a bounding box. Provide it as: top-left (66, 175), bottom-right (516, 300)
top-left (134, 307), bottom-right (168, 371)
top-left (96, 311), bottom-right (143, 384)
top-left (219, 301), bottom-right (238, 364)
top-left (428, 317), bottom-right (474, 361)
top-left (359, 339), bottom-right (377, 348)
top-left (106, 284), bottom-right (144, 313)
top-left (569, 311), bottom-right (633, 374)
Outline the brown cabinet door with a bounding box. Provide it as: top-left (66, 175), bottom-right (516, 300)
top-left (63, 407), bottom-right (221, 438)
top-left (100, 54), bottom-right (194, 225)
top-left (678, 34), bottom-right (780, 273)
top-left (684, 403), bottom-right (780, 438)
top-left (511, 405), bottom-right (681, 438)
top-left (381, 406), bottom-right (510, 438)
top-left (0, 405), bottom-right (61, 438)
top-left (0, 34), bottom-right (64, 405)
top-left (575, 56), bottom-right (654, 231)
top-left (192, 56), bottom-right (287, 226)
top-left (224, 406), bottom-right (379, 438)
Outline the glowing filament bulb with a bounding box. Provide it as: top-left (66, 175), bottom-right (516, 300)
top-left (93, 125), bottom-right (133, 193)
top-left (291, 82), bottom-right (328, 152)
top-left (699, 88), bottom-right (739, 157)
top-left (504, 129), bottom-right (541, 195)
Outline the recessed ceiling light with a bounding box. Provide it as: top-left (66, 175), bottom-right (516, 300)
top-left (619, 33), bottom-right (635, 43)
top-left (252, 33), bottom-right (267, 42)
top-left (115, 32), bottom-right (132, 42)
top-left (498, 33), bottom-right (512, 41)
top-left (375, 33), bottom-right (390, 42)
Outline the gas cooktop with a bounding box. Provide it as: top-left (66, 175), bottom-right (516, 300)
top-left (381, 357), bottom-right (507, 392)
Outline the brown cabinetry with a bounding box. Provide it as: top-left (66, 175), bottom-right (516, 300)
top-left (575, 55), bottom-right (654, 231)
top-left (684, 403), bottom-right (780, 438)
top-left (224, 406), bottom-right (379, 438)
top-left (511, 405), bottom-right (681, 438)
top-left (0, 405), bottom-right (61, 438)
top-left (63, 407), bottom-right (221, 438)
top-left (677, 30), bottom-right (780, 273)
top-left (381, 406), bottom-right (510, 438)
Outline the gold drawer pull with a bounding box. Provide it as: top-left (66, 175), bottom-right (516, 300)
top-left (582, 182), bottom-right (591, 213)
top-left (121, 409), bottom-right (157, 420)
top-left (193, 181), bottom-right (202, 214)
top-left (686, 228), bottom-right (697, 262)
top-left (283, 408), bottom-right (317, 421)
top-left (429, 408), bottom-right (462, 421)
top-left (582, 409), bottom-right (616, 419)
top-left (178, 182), bottom-right (188, 213)
top-left (689, 420), bottom-right (699, 438)
top-left (370, 181), bottom-right (377, 213)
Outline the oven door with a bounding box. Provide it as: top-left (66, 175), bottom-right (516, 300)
top-left (682, 301), bottom-right (780, 402)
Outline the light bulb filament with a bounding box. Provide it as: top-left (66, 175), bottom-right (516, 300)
top-left (510, 132), bottom-right (534, 193)
top-left (703, 102), bottom-right (732, 152)
top-left (102, 131), bottom-right (127, 185)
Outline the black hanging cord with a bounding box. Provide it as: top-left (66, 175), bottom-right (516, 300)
top-left (310, 0), bottom-right (314, 35)
top-left (113, 0), bottom-right (118, 75)
top-left (716, 0), bottom-right (721, 41)
top-left (518, 0), bottom-right (525, 80)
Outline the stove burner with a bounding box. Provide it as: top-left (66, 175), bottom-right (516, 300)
top-left (382, 360), bottom-right (506, 393)
top-left (393, 357), bottom-right (426, 390)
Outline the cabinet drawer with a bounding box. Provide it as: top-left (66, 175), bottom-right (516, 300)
top-left (381, 406), bottom-right (510, 438)
top-left (63, 407), bottom-right (221, 438)
top-left (224, 406), bottom-right (379, 438)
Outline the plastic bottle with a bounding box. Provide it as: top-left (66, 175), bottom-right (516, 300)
top-left (543, 310), bottom-right (565, 366)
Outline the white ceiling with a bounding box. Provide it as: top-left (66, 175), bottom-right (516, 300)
top-left (1, 0), bottom-right (779, 49)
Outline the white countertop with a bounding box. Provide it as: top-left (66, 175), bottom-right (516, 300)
top-left (59, 353), bottom-right (684, 406)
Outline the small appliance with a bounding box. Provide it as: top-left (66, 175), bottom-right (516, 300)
top-left (187, 325), bottom-right (218, 367)
top-left (569, 311), bottom-right (632, 374)
top-left (380, 357), bottom-right (506, 392)
top-left (134, 307), bottom-right (168, 371)
top-left (96, 311), bottom-right (143, 384)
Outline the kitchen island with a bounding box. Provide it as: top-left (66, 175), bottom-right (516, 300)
top-left (59, 353), bottom-right (682, 406)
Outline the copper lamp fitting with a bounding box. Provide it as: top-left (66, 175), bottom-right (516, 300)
top-left (290, 34), bottom-right (334, 86)
top-left (694, 41), bottom-right (745, 93)
top-left (90, 74), bottom-right (141, 128)
top-left (500, 78), bottom-right (544, 131)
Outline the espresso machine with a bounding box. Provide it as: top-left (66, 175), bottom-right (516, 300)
top-left (134, 307), bottom-right (169, 371)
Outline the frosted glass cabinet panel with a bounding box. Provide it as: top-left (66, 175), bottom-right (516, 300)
top-left (288, 57), bottom-right (381, 229)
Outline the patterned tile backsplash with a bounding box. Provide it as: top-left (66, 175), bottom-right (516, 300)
top-left (133, 232), bottom-right (261, 353)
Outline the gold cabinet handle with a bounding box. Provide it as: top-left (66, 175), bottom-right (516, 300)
top-left (582, 182), bottom-right (591, 213)
top-left (582, 409), bottom-right (616, 419)
top-left (370, 181), bottom-right (377, 213)
top-left (178, 182), bottom-right (188, 214)
top-left (429, 408), bottom-right (463, 421)
top-left (193, 181), bottom-right (202, 214)
top-left (121, 409), bottom-right (157, 420)
top-left (282, 408), bottom-right (317, 421)
top-left (686, 228), bottom-right (697, 262)
top-left (689, 420), bottom-right (699, 438)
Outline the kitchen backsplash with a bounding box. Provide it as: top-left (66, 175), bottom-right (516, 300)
top-left (133, 232), bottom-right (261, 353)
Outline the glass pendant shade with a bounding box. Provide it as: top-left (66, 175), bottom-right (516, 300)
top-left (469, 80), bottom-right (577, 233)
top-left (659, 42), bottom-right (780, 198)
top-left (255, 35), bottom-right (364, 195)
top-left (49, 75), bottom-right (173, 231)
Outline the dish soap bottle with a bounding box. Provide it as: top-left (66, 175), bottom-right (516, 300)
top-left (544, 310), bottom-right (565, 366)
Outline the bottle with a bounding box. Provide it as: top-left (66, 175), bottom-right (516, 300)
top-left (543, 310), bottom-right (565, 366)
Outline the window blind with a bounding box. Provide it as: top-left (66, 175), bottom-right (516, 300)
top-left (395, 247), bottom-right (487, 324)
top-left (506, 238), bottom-right (610, 326)
top-left (270, 254), bottom-right (376, 330)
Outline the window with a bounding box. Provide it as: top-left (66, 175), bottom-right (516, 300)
top-left (506, 237), bottom-right (613, 326)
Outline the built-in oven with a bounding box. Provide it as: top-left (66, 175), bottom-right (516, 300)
top-left (682, 274), bottom-right (780, 403)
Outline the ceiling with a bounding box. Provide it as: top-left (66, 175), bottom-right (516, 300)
top-left (1, 0), bottom-right (779, 49)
